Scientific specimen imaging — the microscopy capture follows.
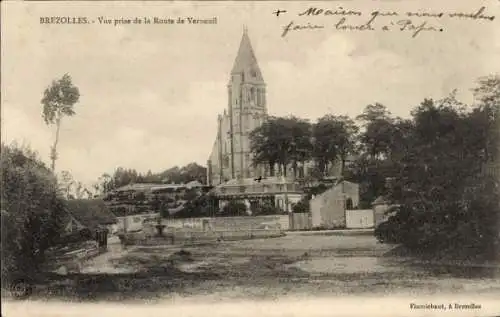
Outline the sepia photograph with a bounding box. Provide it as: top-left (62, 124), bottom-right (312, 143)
top-left (1, 0), bottom-right (500, 316)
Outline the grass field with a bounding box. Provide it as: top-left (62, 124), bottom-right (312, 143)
top-left (3, 234), bottom-right (500, 303)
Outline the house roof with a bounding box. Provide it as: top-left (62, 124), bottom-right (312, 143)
top-left (186, 180), bottom-right (203, 188)
top-left (217, 176), bottom-right (295, 188)
top-left (64, 199), bottom-right (117, 229)
top-left (114, 181), bottom-right (206, 193)
top-left (372, 196), bottom-right (389, 206)
top-left (114, 183), bottom-right (159, 192)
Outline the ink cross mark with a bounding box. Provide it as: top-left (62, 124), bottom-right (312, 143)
top-left (273, 9), bottom-right (287, 17)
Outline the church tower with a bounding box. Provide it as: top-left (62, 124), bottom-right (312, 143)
top-left (207, 28), bottom-right (267, 185)
top-left (227, 27), bottom-right (267, 179)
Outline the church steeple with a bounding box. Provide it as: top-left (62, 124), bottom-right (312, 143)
top-left (231, 28), bottom-right (264, 83)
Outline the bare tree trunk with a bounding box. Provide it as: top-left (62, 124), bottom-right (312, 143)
top-left (50, 117), bottom-right (62, 172)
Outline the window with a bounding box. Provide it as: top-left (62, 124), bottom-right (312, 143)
top-left (250, 87), bottom-right (255, 102)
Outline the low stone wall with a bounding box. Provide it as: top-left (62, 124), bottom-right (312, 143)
top-left (120, 228), bottom-right (285, 246)
top-left (162, 215), bottom-right (290, 231)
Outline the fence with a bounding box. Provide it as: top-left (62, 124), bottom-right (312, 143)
top-left (289, 213), bottom-right (311, 230)
top-left (345, 209), bottom-right (374, 229)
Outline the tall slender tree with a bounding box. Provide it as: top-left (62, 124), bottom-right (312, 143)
top-left (41, 74), bottom-right (80, 172)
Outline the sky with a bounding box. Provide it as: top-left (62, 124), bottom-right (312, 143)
top-left (2, 0), bottom-right (499, 186)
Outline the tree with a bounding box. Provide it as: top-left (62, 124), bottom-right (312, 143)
top-left (471, 74), bottom-right (500, 163)
top-left (41, 74), bottom-right (80, 172)
top-left (250, 116), bottom-right (313, 178)
top-left (312, 115), bottom-right (358, 176)
top-left (158, 163), bottom-right (207, 184)
top-left (1, 143), bottom-right (65, 276)
top-left (97, 173), bottom-right (114, 194)
top-left (348, 154), bottom-right (392, 208)
top-left (288, 117), bottom-right (313, 178)
top-left (375, 77), bottom-right (500, 261)
top-left (332, 115), bottom-right (358, 175)
top-left (250, 117), bottom-right (282, 176)
top-left (356, 102), bottom-right (392, 123)
top-left (58, 170), bottom-right (75, 199)
top-left (356, 104), bottom-right (395, 159)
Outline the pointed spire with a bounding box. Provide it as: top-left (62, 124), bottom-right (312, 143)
top-left (231, 27), bottom-right (264, 82)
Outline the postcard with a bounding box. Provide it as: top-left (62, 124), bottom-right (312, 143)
top-left (1, 0), bottom-right (500, 316)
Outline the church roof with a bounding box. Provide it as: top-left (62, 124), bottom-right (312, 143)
top-left (231, 28), bottom-right (264, 82)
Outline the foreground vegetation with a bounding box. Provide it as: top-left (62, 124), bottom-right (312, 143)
top-left (249, 75), bottom-right (500, 261)
top-left (1, 144), bottom-right (66, 278)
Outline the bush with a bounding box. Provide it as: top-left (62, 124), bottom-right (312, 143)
top-left (1, 143), bottom-right (65, 278)
top-left (252, 203), bottom-right (283, 216)
top-left (219, 200), bottom-right (248, 217)
top-left (374, 215), bottom-right (404, 244)
top-left (172, 193), bottom-right (218, 218)
top-left (376, 176), bottom-right (500, 260)
top-left (292, 198), bottom-right (310, 213)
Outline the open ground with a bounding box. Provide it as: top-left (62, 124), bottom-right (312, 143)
top-left (3, 233), bottom-right (500, 303)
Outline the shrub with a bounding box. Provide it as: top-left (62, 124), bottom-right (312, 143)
top-left (292, 198), bottom-right (310, 213)
top-left (253, 203), bottom-right (283, 216)
top-left (172, 193), bottom-right (218, 218)
top-left (219, 200), bottom-right (248, 217)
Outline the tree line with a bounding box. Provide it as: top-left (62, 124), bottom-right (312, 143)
top-left (249, 101), bottom-right (408, 206)
top-left (250, 114), bottom-right (358, 178)
top-left (251, 74), bottom-right (499, 260)
top-left (94, 162), bottom-right (207, 195)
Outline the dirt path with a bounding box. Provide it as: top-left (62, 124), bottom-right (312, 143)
top-left (79, 236), bottom-right (136, 274)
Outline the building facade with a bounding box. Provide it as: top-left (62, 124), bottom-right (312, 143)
top-left (207, 28), bottom-right (268, 185)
